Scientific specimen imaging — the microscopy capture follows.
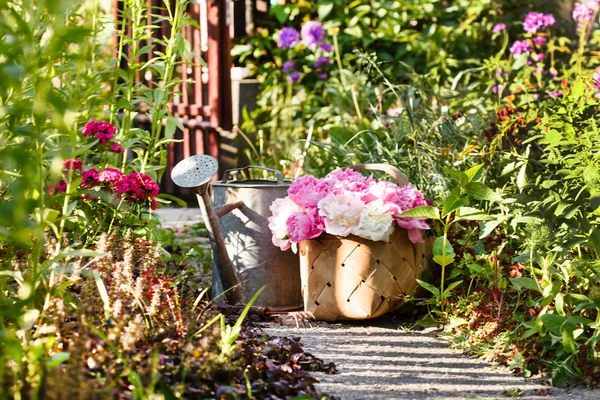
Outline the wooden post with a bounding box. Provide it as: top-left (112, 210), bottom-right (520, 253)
top-left (207, 0), bottom-right (233, 166)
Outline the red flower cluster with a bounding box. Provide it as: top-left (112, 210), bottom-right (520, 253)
top-left (64, 158), bottom-right (82, 171)
top-left (82, 120), bottom-right (124, 153)
top-left (115, 172), bottom-right (160, 210)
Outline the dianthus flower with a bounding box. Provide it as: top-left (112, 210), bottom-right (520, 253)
top-left (532, 36), bottom-right (547, 45)
top-left (282, 60), bottom-right (295, 73)
top-left (111, 142), bottom-right (125, 153)
top-left (301, 21), bottom-right (325, 48)
top-left (81, 168), bottom-right (100, 188)
top-left (83, 121), bottom-right (116, 145)
top-left (492, 23), bottom-right (506, 33)
top-left (115, 172), bottom-right (160, 207)
top-left (98, 168), bottom-right (123, 186)
top-left (64, 158), bottom-right (82, 171)
top-left (510, 40), bottom-right (532, 55)
top-left (523, 12), bottom-right (555, 33)
top-left (277, 27), bottom-right (299, 49)
top-left (47, 179), bottom-right (67, 195)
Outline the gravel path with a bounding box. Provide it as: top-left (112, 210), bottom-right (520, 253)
top-left (264, 317), bottom-right (597, 400)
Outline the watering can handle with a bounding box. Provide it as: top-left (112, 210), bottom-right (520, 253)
top-left (222, 166), bottom-right (285, 185)
top-left (348, 164), bottom-right (409, 186)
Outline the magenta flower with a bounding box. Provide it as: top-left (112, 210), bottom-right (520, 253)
top-left (532, 36), bottom-right (547, 45)
top-left (115, 172), bottom-right (160, 203)
top-left (492, 23), bottom-right (506, 33)
top-left (64, 158), bottom-right (82, 171)
top-left (523, 12), bottom-right (556, 33)
top-left (573, 3), bottom-right (595, 27)
top-left (314, 56), bottom-right (330, 69)
top-left (47, 179), bottom-right (67, 195)
top-left (492, 84), bottom-right (503, 94)
top-left (81, 169), bottom-right (99, 188)
top-left (510, 40), bottom-right (532, 55)
top-left (277, 27), bottom-right (299, 49)
top-left (547, 91), bottom-right (562, 97)
top-left (282, 60), bottom-right (295, 73)
top-left (287, 71), bottom-right (301, 83)
top-left (301, 21), bottom-right (325, 48)
top-left (98, 168), bottom-right (123, 186)
top-left (83, 121), bottom-right (116, 144)
top-left (533, 52), bottom-right (544, 61)
top-left (111, 142), bottom-right (125, 153)
top-left (319, 73), bottom-right (328, 80)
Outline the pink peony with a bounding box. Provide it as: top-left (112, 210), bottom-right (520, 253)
top-left (268, 197), bottom-right (304, 251)
top-left (286, 211), bottom-right (324, 243)
top-left (324, 168), bottom-right (373, 195)
top-left (288, 175), bottom-right (331, 208)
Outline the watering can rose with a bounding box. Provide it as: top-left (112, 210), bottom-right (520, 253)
top-left (268, 169), bottom-right (430, 251)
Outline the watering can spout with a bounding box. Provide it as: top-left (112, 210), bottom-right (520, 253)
top-left (171, 155), bottom-right (242, 305)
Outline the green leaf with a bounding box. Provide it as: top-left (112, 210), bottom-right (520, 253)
top-left (562, 323), bottom-right (577, 353)
top-left (517, 162), bottom-right (528, 189)
top-left (465, 182), bottom-right (502, 202)
top-left (416, 279), bottom-right (440, 296)
top-left (555, 293), bottom-right (565, 316)
top-left (433, 236), bottom-right (456, 258)
top-left (92, 270), bottom-right (111, 319)
top-left (318, 1), bottom-right (334, 19)
top-left (442, 188), bottom-right (469, 217)
top-left (456, 207), bottom-right (494, 221)
top-left (512, 52), bottom-right (529, 70)
top-left (156, 193), bottom-right (187, 207)
top-left (540, 313), bottom-right (566, 335)
top-left (399, 206), bottom-right (439, 219)
top-left (464, 164), bottom-right (484, 182)
top-left (443, 280), bottom-right (463, 296)
top-left (479, 220), bottom-right (500, 239)
top-left (510, 277), bottom-right (541, 292)
top-left (448, 317), bottom-right (468, 329)
top-left (433, 255), bottom-right (455, 268)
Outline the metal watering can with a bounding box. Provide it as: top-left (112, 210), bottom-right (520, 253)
top-left (171, 156), bottom-right (302, 309)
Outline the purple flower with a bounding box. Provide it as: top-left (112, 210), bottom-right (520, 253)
top-left (510, 40), bottom-right (532, 55)
top-left (313, 56), bottom-right (330, 69)
top-left (301, 21), bottom-right (325, 48)
top-left (282, 60), bottom-right (295, 73)
top-left (533, 94), bottom-right (540, 99)
top-left (533, 67), bottom-right (543, 73)
top-left (492, 84), bottom-right (503, 94)
top-left (319, 42), bottom-right (332, 52)
top-left (593, 69), bottom-right (600, 89)
top-left (547, 91), bottom-right (562, 97)
top-left (523, 12), bottom-right (556, 33)
top-left (533, 52), bottom-right (544, 61)
top-left (549, 69), bottom-right (558, 78)
top-left (573, 3), bottom-right (595, 27)
top-left (492, 23), bottom-right (506, 33)
top-left (532, 36), bottom-right (547, 45)
top-left (319, 73), bottom-right (328, 80)
top-left (287, 71), bottom-right (301, 83)
top-left (277, 27), bottom-right (299, 49)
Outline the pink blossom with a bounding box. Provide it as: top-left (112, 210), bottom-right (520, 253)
top-left (47, 179), bottom-right (67, 195)
top-left (288, 175), bottom-right (330, 208)
top-left (98, 168), bottom-right (123, 186)
top-left (532, 36), bottom-right (547, 45)
top-left (64, 158), bottom-right (82, 171)
top-left (510, 40), bottom-right (532, 55)
top-left (81, 169), bottom-right (99, 188)
top-left (323, 168), bottom-right (373, 195)
top-left (286, 212), bottom-right (323, 242)
top-left (115, 172), bottom-right (160, 202)
top-left (593, 69), bottom-right (600, 89)
top-left (111, 142), bottom-right (125, 153)
top-left (268, 197), bottom-right (304, 251)
top-left (492, 23), bottom-right (506, 33)
top-left (83, 121), bottom-right (116, 144)
top-left (317, 192), bottom-right (365, 237)
top-left (492, 84), bottom-right (503, 94)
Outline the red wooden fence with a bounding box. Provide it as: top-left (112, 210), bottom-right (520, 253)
top-left (113, 0), bottom-right (232, 195)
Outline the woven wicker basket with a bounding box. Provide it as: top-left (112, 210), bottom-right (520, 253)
top-left (298, 164), bottom-right (433, 321)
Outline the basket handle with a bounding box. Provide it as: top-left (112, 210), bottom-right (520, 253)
top-left (222, 165), bottom-right (284, 185)
top-left (347, 164), bottom-right (409, 186)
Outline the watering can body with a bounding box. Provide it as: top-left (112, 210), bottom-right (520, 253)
top-left (211, 167), bottom-right (302, 310)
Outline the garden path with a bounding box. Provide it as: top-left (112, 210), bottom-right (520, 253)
top-left (157, 208), bottom-right (598, 400)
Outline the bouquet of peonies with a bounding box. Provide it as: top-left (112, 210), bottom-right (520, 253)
top-left (268, 169), bottom-right (430, 252)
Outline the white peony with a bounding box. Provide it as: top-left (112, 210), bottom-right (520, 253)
top-left (352, 199), bottom-right (394, 242)
top-left (318, 192), bottom-right (365, 237)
